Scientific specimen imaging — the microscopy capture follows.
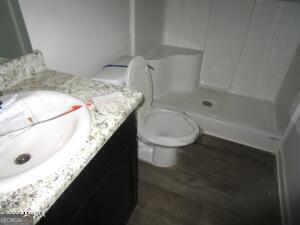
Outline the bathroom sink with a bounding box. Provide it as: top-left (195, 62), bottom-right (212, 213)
top-left (0, 90), bottom-right (91, 192)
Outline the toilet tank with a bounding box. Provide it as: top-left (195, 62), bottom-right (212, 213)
top-left (92, 55), bottom-right (133, 86)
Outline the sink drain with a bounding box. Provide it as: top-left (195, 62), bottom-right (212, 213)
top-left (15, 154), bottom-right (31, 165)
top-left (202, 100), bottom-right (213, 107)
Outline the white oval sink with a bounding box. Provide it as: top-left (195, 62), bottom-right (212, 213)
top-left (0, 90), bottom-right (91, 192)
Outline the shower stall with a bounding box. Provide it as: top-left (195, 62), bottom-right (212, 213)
top-left (131, 0), bottom-right (300, 152)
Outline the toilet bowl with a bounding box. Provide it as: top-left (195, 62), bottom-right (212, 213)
top-left (93, 56), bottom-right (201, 167)
top-left (138, 108), bottom-right (199, 167)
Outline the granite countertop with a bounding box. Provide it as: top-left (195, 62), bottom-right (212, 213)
top-left (0, 52), bottom-right (142, 223)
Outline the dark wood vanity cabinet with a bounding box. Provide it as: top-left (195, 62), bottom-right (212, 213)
top-left (37, 113), bottom-right (138, 225)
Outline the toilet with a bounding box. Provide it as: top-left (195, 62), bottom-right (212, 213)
top-left (93, 56), bottom-right (200, 167)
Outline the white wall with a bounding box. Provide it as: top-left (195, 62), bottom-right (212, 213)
top-left (276, 45), bottom-right (300, 132)
top-left (279, 100), bottom-right (300, 225)
top-left (19, 0), bottom-right (130, 77)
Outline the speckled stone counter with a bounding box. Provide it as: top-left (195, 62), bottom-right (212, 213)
top-left (0, 52), bottom-right (142, 224)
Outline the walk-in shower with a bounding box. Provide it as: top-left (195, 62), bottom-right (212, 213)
top-left (132, 0), bottom-right (300, 152)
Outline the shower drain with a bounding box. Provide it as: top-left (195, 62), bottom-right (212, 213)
top-left (15, 153), bottom-right (31, 165)
top-left (202, 100), bottom-right (213, 107)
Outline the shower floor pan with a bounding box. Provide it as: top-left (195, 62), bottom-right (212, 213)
top-left (153, 87), bottom-right (281, 153)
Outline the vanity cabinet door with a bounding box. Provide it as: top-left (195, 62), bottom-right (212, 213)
top-left (68, 198), bottom-right (99, 225)
top-left (93, 145), bottom-right (134, 225)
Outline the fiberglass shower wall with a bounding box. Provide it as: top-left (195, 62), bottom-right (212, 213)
top-left (134, 0), bottom-right (165, 56)
top-left (134, 0), bottom-right (300, 100)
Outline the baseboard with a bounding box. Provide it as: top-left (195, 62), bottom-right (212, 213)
top-left (276, 149), bottom-right (291, 225)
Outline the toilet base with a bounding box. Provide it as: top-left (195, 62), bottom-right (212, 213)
top-left (153, 145), bottom-right (178, 167)
top-left (138, 140), bottom-right (178, 167)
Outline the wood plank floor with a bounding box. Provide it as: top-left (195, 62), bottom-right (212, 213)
top-left (127, 135), bottom-right (281, 225)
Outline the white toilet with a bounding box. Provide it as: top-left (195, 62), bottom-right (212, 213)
top-left (93, 56), bottom-right (200, 167)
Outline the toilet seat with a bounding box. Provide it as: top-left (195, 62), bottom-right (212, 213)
top-left (138, 108), bottom-right (200, 148)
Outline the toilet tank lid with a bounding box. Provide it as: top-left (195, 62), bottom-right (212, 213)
top-left (92, 55), bottom-right (133, 86)
top-left (107, 55), bottom-right (133, 66)
top-left (92, 68), bottom-right (127, 86)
